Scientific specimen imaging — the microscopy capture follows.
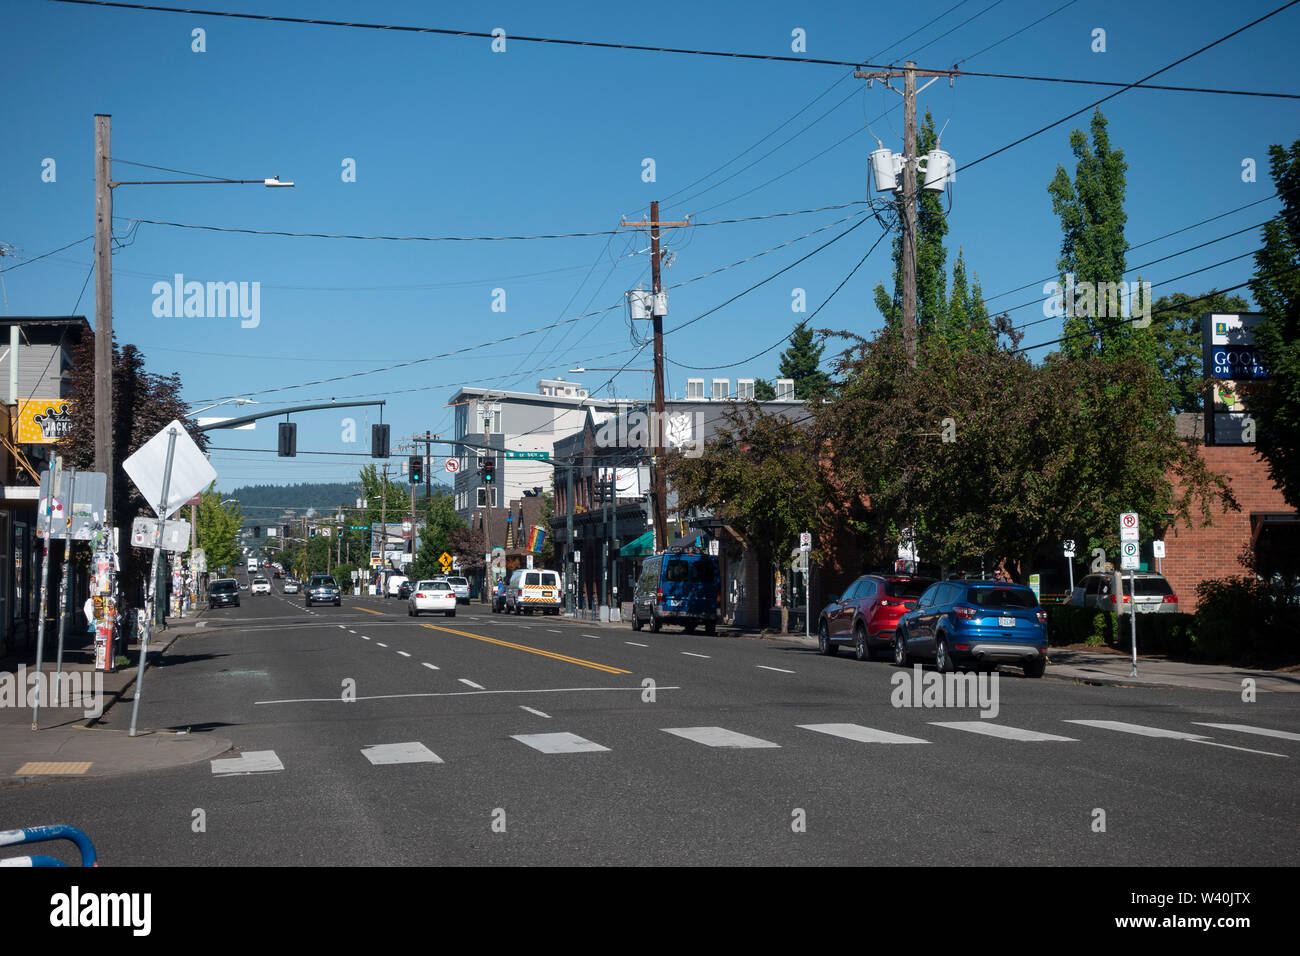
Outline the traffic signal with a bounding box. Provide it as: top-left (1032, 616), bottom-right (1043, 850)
top-left (278, 422), bottom-right (297, 457)
top-left (482, 458), bottom-right (495, 483)
top-left (409, 455), bottom-right (423, 484)
top-left (372, 424), bottom-right (390, 458)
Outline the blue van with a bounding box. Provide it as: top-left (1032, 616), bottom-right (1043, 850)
top-left (631, 549), bottom-right (720, 634)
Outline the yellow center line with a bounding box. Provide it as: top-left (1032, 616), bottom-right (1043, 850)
top-left (356, 607), bottom-right (386, 616)
top-left (419, 624), bottom-right (631, 675)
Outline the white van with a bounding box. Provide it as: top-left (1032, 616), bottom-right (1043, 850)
top-left (506, 569), bottom-right (563, 615)
top-left (385, 574), bottom-right (409, 599)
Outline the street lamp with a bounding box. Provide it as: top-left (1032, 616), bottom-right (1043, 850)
top-left (93, 111), bottom-right (292, 517)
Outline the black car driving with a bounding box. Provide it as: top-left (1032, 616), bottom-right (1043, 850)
top-left (208, 578), bottom-right (240, 608)
top-left (305, 574), bottom-right (341, 607)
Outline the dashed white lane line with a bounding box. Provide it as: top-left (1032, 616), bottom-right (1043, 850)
top-left (626, 641), bottom-right (649, 647)
top-left (662, 727), bottom-right (780, 749)
top-left (361, 742), bottom-right (443, 765)
top-left (376, 642), bottom-right (388, 648)
top-left (360, 636), bottom-right (371, 641)
top-left (397, 651), bottom-right (411, 657)
top-left (682, 652), bottom-right (711, 659)
top-left (459, 678), bottom-right (485, 690)
top-left (933, 722), bottom-right (1077, 742)
top-left (520, 706), bottom-right (551, 719)
top-left (582, 633), bottom-right (602, 639)
top-left (1192, 722), bottom-right (1300, 742)
top-left (211, 751), bottom-right (284, 775)
top-left (799, 723), bottom-right (929, 745)
top-left (422, 662), bottom-right (440, 671)
top-left (513, 732), bottom-right (609, 754)
top-left (756, 665), bottom-right (795, 674)
top-left (547, 629), bottom-right (562, 634)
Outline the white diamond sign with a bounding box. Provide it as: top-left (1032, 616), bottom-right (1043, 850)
top-left (123, 420), bottom-right (217, 517)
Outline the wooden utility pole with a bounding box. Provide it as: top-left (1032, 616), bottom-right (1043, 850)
top-left (854, 62), bottom-right (957, 368)
top-left (93, 114), bottom-right (114, 513)
top-left (619, 202), bottom-right (690, 551)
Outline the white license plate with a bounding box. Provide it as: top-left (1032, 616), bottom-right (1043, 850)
top-left (1138, 603), bottom-right (1154, 613)
top-left (998, 616), bottom-right (1016, 627)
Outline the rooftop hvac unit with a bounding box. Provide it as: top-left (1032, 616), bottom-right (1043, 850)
top-left (776, 378), bottom-right (795, 401)
top-left (686, 378), bottom-right (705, 400)
top-left (736, 378), bottom-right (755, 400)
top-left (711, 378), bottom-right (729, 401)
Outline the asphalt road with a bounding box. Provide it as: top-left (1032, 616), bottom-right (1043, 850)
top-left (6, 584), bottom-right (1297, 866)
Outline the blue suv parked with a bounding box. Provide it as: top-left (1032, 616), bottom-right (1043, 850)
top-left (894, 580), bottom-right (1048, 677)
top-left (631, 548), bottom-right (720, 635)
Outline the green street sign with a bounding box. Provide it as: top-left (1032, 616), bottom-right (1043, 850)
top-left (349, 525), bottom-right (368, 531)
top-left (505, 451), bottom-right (550, 460)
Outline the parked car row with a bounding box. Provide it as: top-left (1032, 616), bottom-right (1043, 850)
top-left (818, 574), bottom-right (1049, 677)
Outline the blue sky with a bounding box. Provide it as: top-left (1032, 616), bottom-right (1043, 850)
top-left (3, 0), bottom-right (1297, 490)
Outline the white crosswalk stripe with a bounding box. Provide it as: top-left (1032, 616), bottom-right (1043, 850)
top-left (512, 732), bottom-right (609, 754)
top-left (662, 727), bottom-right (780, 749)
top-left (799, 723), bottom-right (929, 744)
top-left (1063, 720), bottom-right (1205, 739)
top-left (1191, 722), bottom-right (1300, 742)
top-left (932, 722), bottom-right (1077, 742)
top-left (211, 750), bottom-right (284, 775)
top-left (361, 742), bottom-right (443, 765)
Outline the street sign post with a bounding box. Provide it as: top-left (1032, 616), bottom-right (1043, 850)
top-left (1120, 512), bottom-right (1139, 677)
top-left (1063, 539), bottom-right (1076, 593)
top-left (1152, 539), bottom-right (1165, 574)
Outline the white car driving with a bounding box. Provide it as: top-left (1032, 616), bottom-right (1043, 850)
top-left (250, 576), bottom-right (271, 595)
top-left (409, 579), bottom-right (456, 617)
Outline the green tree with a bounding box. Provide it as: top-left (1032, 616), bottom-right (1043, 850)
top-left (777, 323), bottom-right (833, 400)
top-left (195, 483), bottom-right (243, 573)
top-left (753, 378), bottom-right (776, 400)
top-left (1246, 138), bottom-right (1300, 510)
top-left (669, 406), bottom-right (825, 608)
top-left (1151, 290), bottom-right (1251, 413)
top-left (939, 248), bottom-right (998, 353)
top-left (1047, 109), bottom-right (1134, 359)
top-left (874, 109), bottom-right (950, 332)
top-left (410, 490), bottom-right (466, 579)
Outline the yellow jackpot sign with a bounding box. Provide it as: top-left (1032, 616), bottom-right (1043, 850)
top-left (14, 399), bottom-right (73, 444)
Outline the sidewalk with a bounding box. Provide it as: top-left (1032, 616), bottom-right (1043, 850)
top-left (559, 611), bottom-right (1300, 692)
top-left (0, 609), bottom-right (233, 788)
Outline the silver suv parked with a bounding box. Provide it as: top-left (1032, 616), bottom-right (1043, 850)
top-left (1068, 572), bottom-right (1180, 614)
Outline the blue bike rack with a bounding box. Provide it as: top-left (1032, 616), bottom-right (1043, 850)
top-left (0, 825), bottom-right (99, 867)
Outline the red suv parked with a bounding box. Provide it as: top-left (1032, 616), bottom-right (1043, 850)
top-left (817, 574), bottom-right (936, 660)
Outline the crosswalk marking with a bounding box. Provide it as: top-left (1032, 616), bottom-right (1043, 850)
top-left (661, 727), bottom-right (780, 749)
top-left (512, 732), bottom-right (609, 754)
top-left (1191, 722), bottom-right (1300, 742)
top-left (1063, 720), bottom-right (1205, 739)
top-left (211, 750), bottom-right (284, 775)
top-left (932, 722), bottom-right (1077, 742)
top-left (361, 742), bottom-right (443, 766)
top-left (799, 723), bottom-right (929, 745)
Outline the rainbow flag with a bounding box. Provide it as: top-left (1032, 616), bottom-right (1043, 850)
top-left (527, 525), bottom-right (546, 553)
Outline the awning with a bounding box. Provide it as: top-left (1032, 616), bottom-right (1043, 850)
top-left (619, 530), bottom-right (655, 557)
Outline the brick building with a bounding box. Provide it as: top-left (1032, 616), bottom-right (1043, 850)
top-left (1164, 414), bottom-right (1296, 609)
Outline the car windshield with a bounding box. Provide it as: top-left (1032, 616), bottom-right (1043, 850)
top-left (210, 581), bottom-right (237, 593)
top-left (966, 586), bottom-right (1038, 609)
top-left (311, 577), bottom-right (336, 587)
top-left (415, 581), bottom-right (436, 589)
top-left (448, 577), bottom-right (468, 586)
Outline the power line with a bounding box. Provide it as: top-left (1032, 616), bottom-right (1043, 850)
top-left (0, 236), bottom-right (93, 274)
top-left (54, 1), bottom-right (1300, 99)
top-left (962, 0), bottom-right (1300, 174)
top-left (901, 0), bottom-right (1008, 61)
top-left (957, 0), bottom-right (1081, 64)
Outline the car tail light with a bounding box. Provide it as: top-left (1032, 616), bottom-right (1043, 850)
top-left (1036, 609), bottom-right (1048, 624)
top-left (656, 588), bottom-right (664, 604)
top-left (1108, 594), bottom-right (1131, 604)
top-left (955, 643), bottom-right (970, 651)
top-left (1162, 594), bottom-right (1178, 604)
top-left (954, 605), bottom-right (977, 620)
top-left (415, 593), bottom-right (425, 599)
